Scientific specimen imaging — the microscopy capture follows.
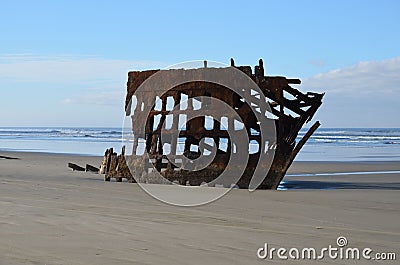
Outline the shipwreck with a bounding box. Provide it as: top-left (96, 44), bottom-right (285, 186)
top-left (101, 59), bottom-right (324, 190)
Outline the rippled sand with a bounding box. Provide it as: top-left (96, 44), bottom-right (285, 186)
top-left (1, 151), bottom-right (399, 264)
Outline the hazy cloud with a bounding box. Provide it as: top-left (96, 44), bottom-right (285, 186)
top-left (0, 54), bottom-right (165, 84)
top-left (302, 56), bottom-right (400, 96)
top-left (309, 59), bottom-right (326, 67)
top-left (300, 56), bottom-right (400, 127)
top-left (0, 53), bottom-right (165, 107)
top-left (62, 98), bottom-right (74, 104)
top-left (62, 90), bottom-right (124, 106)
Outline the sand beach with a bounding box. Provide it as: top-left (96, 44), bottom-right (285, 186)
top-left (1, 151), bottom-right (398, 264)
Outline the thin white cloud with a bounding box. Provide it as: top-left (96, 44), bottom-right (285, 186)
top-left (299, 57), bottom-right (400, 127)
top-left (0, 53), bottom-right (165, 107)
top-left (309, 59), bottom-right (326, 67)
top-left (62, 98), bottom-right (74, 104)
top-left (62, 90), bottom-right (124, 106)
top-left (0, 53), bottom-right (166, 83)
top-left (302, 56), bottom-right (400, 95)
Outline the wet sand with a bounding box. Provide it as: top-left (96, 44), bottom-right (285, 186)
top-left (1, 151), bottom-right (399, 264)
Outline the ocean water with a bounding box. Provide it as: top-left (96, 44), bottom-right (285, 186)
top-left (0, 127), bottom-right (399, 161)
top-left (0, 128), bottom-right (123, 156)
top-left (297, 128), bottom-right (400, 161)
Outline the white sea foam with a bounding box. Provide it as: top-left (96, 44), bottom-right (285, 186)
top-left (0, 127), bottom-right (399, 159)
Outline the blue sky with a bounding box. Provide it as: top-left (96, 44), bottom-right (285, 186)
top-left (0, 0), bottom-right (399, 127)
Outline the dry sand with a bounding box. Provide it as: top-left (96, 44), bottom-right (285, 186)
top-left (0, 151), bottom-right (399, 264)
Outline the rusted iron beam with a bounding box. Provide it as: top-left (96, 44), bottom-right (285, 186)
top-left (284, 121), bottom-right (321, 174)
top-left (68, 163), bottom-right (85, 171)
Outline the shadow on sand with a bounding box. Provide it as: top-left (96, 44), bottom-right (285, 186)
top-left (280, 180), bottom-right (400, 190)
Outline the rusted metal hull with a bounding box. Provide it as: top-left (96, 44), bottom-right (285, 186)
top-left (109, 59), bottom-right (324, 189)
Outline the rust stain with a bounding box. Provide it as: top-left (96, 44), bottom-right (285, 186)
top-left (103, 59), bottom-right (324, 189)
